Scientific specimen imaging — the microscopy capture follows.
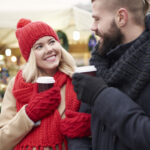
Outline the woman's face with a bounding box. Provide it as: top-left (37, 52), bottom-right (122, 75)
top-left (32, 36), bottom-right (61, 75)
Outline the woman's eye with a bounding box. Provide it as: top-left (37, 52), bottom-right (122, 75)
top-left (35, 45), bottom-right (42, 50)
top-left (94, 17), bottom-right (100, 22)
top-left (49, 40), bottom-right (55, 45)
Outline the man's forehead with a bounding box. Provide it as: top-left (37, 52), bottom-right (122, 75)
top-left (92, 0), bottom-right (106, 10)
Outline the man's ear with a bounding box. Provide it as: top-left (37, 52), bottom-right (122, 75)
top-left (115, 8), bottom-right (128, 27)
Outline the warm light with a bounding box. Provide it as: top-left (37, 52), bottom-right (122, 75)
top-left (5, 48), bottom-right (11, 56)
top-left (73, 31), bottom-right (80, 41)
top-left (11, 56), bottom-right (17, 62)
top-left (0, 55), bottom-right (4, 60)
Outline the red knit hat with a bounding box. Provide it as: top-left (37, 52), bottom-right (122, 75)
top-left (16, 18), bottom-right (59, 61)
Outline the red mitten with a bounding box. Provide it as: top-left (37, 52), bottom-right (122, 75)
top-left (26, 87), bottom-right (61, 122)
top-left (60, 110), bottom-right (91, 138)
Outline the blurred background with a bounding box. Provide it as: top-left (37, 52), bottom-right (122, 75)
top-left (0, 0), bottom-right (98, 102)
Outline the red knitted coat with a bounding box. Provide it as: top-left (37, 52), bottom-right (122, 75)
top-left (12, 71), bottom-right (91, 150)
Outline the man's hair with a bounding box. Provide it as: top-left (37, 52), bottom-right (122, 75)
top-left (92, 0), bottom-right (150, 25)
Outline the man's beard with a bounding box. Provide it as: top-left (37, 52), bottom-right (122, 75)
top-left (98, 20), bottom-right (124, 56)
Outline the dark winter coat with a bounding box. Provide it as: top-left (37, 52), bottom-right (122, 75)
top-left (68, 15), bottom-right (150, 150)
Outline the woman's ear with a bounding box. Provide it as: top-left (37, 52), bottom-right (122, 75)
top-left (115, 8), bottom-right (128, 28)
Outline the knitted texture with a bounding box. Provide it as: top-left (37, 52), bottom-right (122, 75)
top-left (16, 18), bottom-right (59, 61)
top-left (90, 15), bottom-right (150, 100)
top-left (13, 71), bottom-right (80, 150)
top-left (26, 86), bottom-right (61, 122)
top-left (60, 110), bottom-right (91, 138)
top-left (72, 73), bottom-right (107, 105)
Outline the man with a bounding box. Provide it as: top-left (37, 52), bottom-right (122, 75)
top-left (70, 0), bottom-right (150, 150)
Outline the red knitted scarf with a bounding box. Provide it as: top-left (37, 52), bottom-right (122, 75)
top-left (13, 70), bottom-right (80, 150)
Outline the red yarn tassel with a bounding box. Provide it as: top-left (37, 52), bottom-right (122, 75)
top-left (27, 146), bottom-right (32, 150)
top-left (23, 146), bottom-right (26, 150)
top-left (36, 146), bottom-right (39, 150)
top-left (52, 146), bottom-right (57, 150)
top-left (59, 144), bottom-right (62, 150)
top-left (64, 138), bottom-right (68, 150)
top-left (40, 146), bottom-right (44, 150)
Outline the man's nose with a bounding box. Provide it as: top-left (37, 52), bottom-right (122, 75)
top-left (91, 23), bottom-right (97, 33)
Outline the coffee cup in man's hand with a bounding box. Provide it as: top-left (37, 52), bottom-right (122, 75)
top-left (75, 65), bottom-right (97, 76)
top-left (36, 76), bottom-right (55, 93)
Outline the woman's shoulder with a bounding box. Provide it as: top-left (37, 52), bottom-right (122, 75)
top-left (7, 76), bottom-right (16, 89)
top-left (7, 70), bottom-right (22, 90)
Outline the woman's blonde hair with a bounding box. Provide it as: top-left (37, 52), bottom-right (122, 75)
top-left (21, 44), bottom-right (76, 83)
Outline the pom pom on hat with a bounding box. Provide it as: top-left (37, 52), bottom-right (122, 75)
top-left (16, 18), bottom-right (59, 61)
top-left (17, 18), bottom-right (31, 29)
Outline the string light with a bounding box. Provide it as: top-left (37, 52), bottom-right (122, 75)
top-left (0, 55), bottom-right (4, 60)
top-left (73, 31), bottom-right (80, 41)
top-left (5, 48), bottom-right (11, 56)
top-left (11, 56), bottom-right (17, 62)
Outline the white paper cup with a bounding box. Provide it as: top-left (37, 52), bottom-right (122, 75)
top-left (75, 65), bottom-right (97, 76)
top-left (36, 76), bottom-right (55, 92)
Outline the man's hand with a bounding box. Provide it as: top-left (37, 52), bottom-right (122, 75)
top-left (72, 73), bottom-right (107, 105)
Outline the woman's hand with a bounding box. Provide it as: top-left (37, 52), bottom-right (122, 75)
top-left (26, 86), bottom-right (61, 122)
top-left (60, 110), bottom-right (91, 138)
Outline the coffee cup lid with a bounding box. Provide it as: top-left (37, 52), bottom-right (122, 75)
top-left (36, 76), bottom-right (55, 84)
top-left (75, 65), bottom-right (97, 73)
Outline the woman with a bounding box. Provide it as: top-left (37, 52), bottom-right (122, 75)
top-left (0, 18), bottom-right (91, 150)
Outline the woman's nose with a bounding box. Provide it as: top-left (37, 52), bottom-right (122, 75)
top-left (45, 44), bottom-right (52, 53)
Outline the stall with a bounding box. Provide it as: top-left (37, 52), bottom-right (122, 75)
top-left (0, 0), bottom-right (98, 103)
